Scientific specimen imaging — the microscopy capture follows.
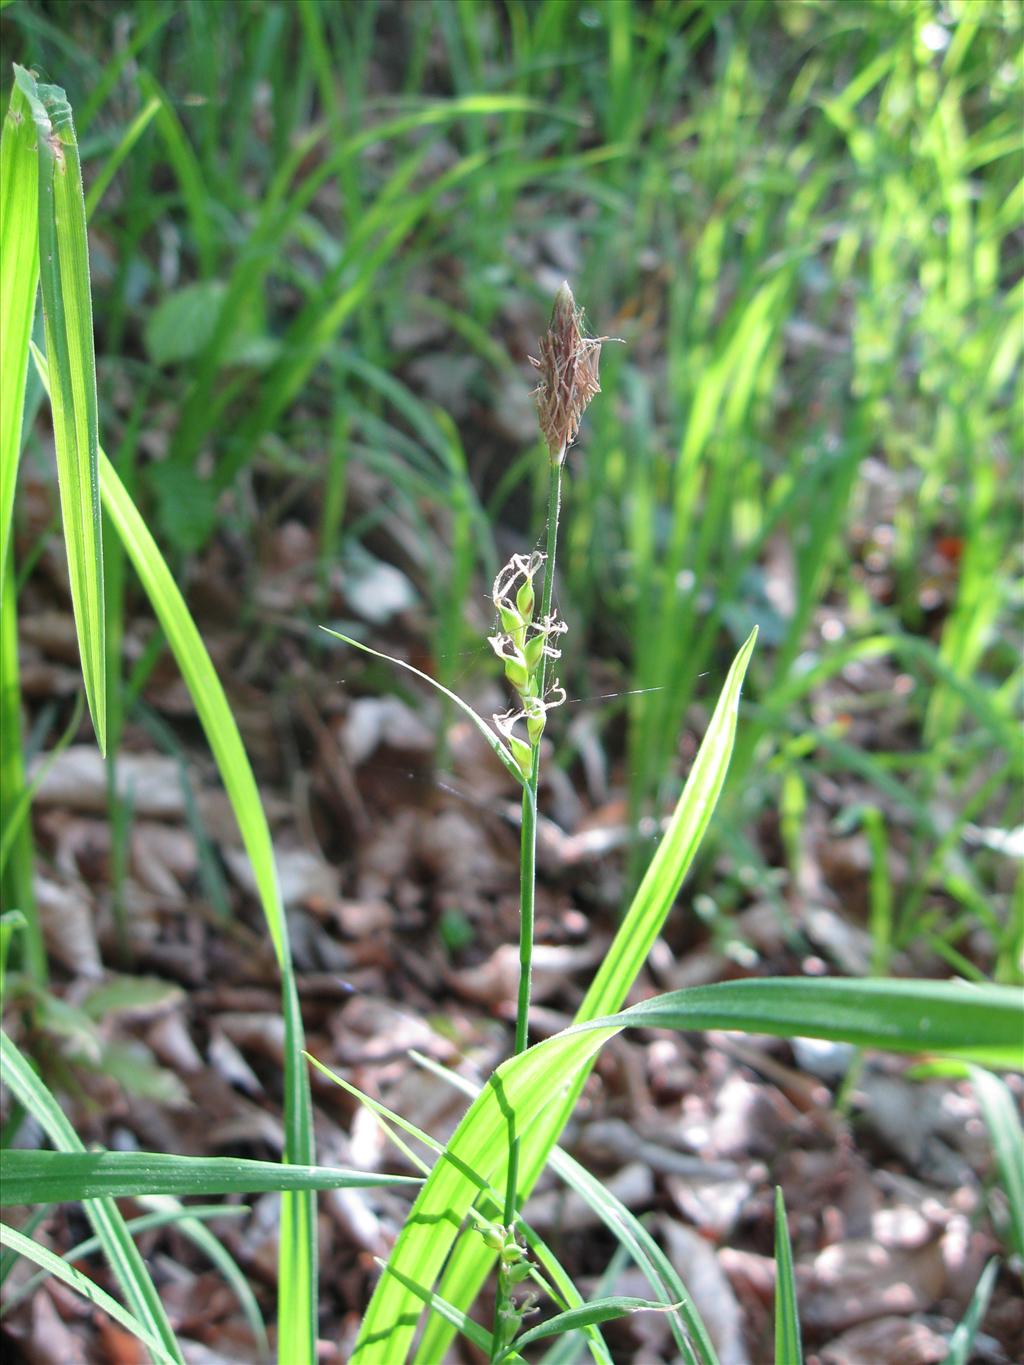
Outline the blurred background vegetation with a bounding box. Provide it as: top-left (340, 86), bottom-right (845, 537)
top-left (3, 0), bottom-right (1021, 983)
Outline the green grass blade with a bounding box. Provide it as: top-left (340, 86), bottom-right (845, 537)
top-left (942, 1258), bottom-right (999, 1365)
top-left (969, 1065), bottom-right (1024, 1258)
top-left (13, 66), bottom-right (105, 754)
top-left (374, 1259), bottom-right (501, 1358)
top-left (509, 1297), bottom-right (683, 1357)
top-left (84, 96), bottom-right (161, 220)
top-left (0, 691), bottom-right (83, 879)
top-left (0, 1203), bottom-right (49, 1295)
top-left (0, 1222), bottom-right (177, 1365)
top-left (579, 628), bottom-right (758, 1021)
top-left (773, 1187), bottom-right (801, 1365)
top-left (310, 1053), bottom-right (613, 1364)
top-left (411, 1051), bottom-right (710, 1365)
top-left (0, 75), bottom-right (43, 971)
top-left (402, 972), bottom-right (1017, 1365)
top-left (609, 978), bottom-right (1024, 1070)
top-left (352, 1025), bottom-right (620, 1362)
top-left (412, 629), bottom-right (757, 1363)
top-left (547, 1148), bottom-right (712, 1365)
top-left (1, 1029), bottom-right (184, 1364)
top-left (0, 72), bottom-right (40, 576)
top-left (0, 567), bottom-right (45, 983)
top-left (0, 1149), bottom-right (418, 1205)
top-left (130, 1197), bottom-right (270, 1365)
top-left (320, 627), bottom-right (526, 786)
top-left (0, 1204), bottom-right (246, 1314)
top-left (100, 444), bottom-right (316, 1361)
top-left (135, 70), bottom-right (214, 276)
top-left (0, 910), bottom-right (27, 996)
top-left (30, 345), bottom-right (318, 1362)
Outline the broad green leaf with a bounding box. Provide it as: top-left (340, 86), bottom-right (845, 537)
top-left (1, 1029), bottom-right (184, 1363)
top-left (0, 72), bottom-right (39, 576)
top-left (410, 1051), bottom-right (709, 1365)
top-left (14, 67), bottom-right (105, 753)
top-left (969, 1065), bottom-right (1024, 1257)
top-left (773, 1188), bottom-right (802, 1365)
top-left (0, 1222), bottom-right (177, 1365)
top-left (309, 1052), bottom-right (614, 1365)
top-left (406, 630), bottom-right (757, 1365)
top-left (352, 1024), bottom-right (620, 1362)
top-left (0, 1149), bottom-right (418, 1206)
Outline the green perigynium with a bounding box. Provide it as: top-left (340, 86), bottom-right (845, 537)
top-left (488, 552), bottom-right (567, 775)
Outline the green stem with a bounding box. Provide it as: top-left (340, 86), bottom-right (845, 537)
top-left (494, 456), bottom-right (562, 1362)
top-left (513, 458), bottom-right (562, 1057)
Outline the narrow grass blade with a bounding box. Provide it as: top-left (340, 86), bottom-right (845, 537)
top-left (320, 626), bottom-right (526, 786)
top-left (0, 1203), bottom-right (47, 1295)
top-left (773, 1187), bottom-right (801, 1365)
top-left (0, 1204), bottom-right (245, 1315)
top-left (84, 96), bottom-right (161, 220)
top-left (31, 346), bottom-right (318, 1363)
top-left (0, 910), bottom-right (27, 996)
top-left (609, 978), bottom-right (1024, 1070)
top-left (411, 630), bottom-right (757, 1364)
top-left (509, 1297), bottom-right (684, 1358)
top-left (579, 628), bottom-right (758, 1021)
top-left (0, 568), bottom-right (45, 983)
top-left (0, 692), bottom-right (83, 878)
top-left (0, 75), bottom-right (45, 983)
top-left (134, 1197), bottom-right (270, 1365)
top-left (547, 1149), bottom-right (711, 1365)
top-left (5, 1195), bottom-right (263, 1358)
top-left (969, 1065), bottom-right (1024, 1257)
top-left (1, 1029), bottom-right (184, 1364)
top-left (0, 72), bottom-right (40, 575)
top-left (942, 1257), bottom-right (999, 1365)
top-left (14, 66), bottom-right (105, 753)
top-left (0, 1222), bottom-right (177, 1365)
top-left (0, 1149), bottom-right (418, 1205)
top-left (375, 1259), bottom-right (501, 1358)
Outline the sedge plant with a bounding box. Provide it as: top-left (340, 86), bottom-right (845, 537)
top-left (3, 47), bottom-right (1023, 1364)
top-left (488, 283), bottom-right (608, 1348)
top-left (324, 287), bottom-right (1022, 1363)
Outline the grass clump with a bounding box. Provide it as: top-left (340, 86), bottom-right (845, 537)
top-left (1, 2), bottom-right (1021, 1361)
